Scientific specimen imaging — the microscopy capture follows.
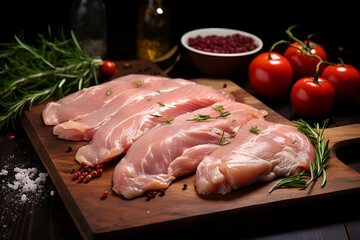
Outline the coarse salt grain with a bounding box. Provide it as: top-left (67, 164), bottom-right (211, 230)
top-left (1, 166), bottom-right (49, 201)
top-left (21, 194), bottom-right (27, 202)
top-left (0, 169), bottom-right (8, 176)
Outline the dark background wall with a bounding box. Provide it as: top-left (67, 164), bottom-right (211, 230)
top-left (1, 0), bottom-right (359, 66)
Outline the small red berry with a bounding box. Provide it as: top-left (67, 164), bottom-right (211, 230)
top-left (9, 135), bottom-right (15, 140)
top-left (82, 172), bottom-right (88, 177)
top-left (83, 165), bottom-right (90, 172)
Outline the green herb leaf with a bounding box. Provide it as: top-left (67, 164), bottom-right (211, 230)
top-left (161, 119), bottom-right (173, 125)
top-left (106, 89), bottom-right (112, 95)
top-left (218, 131), bottom-right (231, 146)
top-left (186, 114), bottom-right (212, 122)
top-left (150, 114), bottom-right (162, 118)
top-left (186, 105), bottom-right (231, 122)
top-left (212, 105), bottom-right (230, 118)
top-left (249, 125), bottom-right (260, 134)
top-left (135, 81), bottom-right (143, 88)
top-left (157, 101), bottom-right (165, 106)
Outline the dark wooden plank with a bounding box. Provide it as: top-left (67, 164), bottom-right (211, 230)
top-left (19, 60), bottom-right (360, 239)
top-left (258, 223), bottom-right (348, 240)
top-left (346, 219), bottom-right (360, 240)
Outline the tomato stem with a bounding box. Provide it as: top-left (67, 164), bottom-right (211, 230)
top-left (306, 33), bottom-right (317, 49)
top-left (312, 60), bottom-right (336, 84)
top-left (337, 57), bottom-right (345, 67)
top-left (268, 40), bottom-right (290, 59)
top-left (285, 25), bottom-right (309, 52)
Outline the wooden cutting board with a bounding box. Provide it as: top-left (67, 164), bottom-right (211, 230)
top-left (20, 60), bottom-right (360, 239)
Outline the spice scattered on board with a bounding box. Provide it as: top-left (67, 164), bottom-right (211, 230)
top-left (72, 162), bottom-right (104, 183)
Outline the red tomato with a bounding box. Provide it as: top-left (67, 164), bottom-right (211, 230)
top-left (290, 77), bottom-right (335, 118)
top-left (284, 41), bottom-right (327, 80)
top-left (248, 52), bottom-right (293, 99)
top-left (321, 63), bottom-right (360, 103)
top-left (99, 60), bottom-right (116, 77)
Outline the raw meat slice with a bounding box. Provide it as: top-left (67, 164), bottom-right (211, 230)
top-left (75, 84), bottom-right (235, 166)
top-left (195, 119), bottom-right (316, 195)
top-left (52, 76), bottom-right (194, 141)
top-left (42, 74), bottom-right (192, 125)
top-left (112, 101), bottom-right (267, 199)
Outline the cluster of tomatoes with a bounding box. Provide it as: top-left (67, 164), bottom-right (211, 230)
top-left (248, 26), bottom-right (360, 118)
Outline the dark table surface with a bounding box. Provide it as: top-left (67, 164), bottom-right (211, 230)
top-left (1, 52), bottom-right (360, 239)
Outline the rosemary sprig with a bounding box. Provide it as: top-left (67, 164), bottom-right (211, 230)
top-left (0, 28), bottom-right (102, 129)
top-left (269, 119), bottom-right (332, 193)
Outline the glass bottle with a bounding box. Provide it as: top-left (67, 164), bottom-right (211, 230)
top-left (71, 0), bottom-right (107, 58)
top-left (137, 0), bottom-right (169, 61)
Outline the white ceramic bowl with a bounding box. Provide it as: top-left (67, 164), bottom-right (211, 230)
top-left (181, 28), bottom-right (263, 77)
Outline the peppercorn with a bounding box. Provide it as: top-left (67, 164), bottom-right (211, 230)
top-left (182, 184), bottom-right (188, 190)
top-left (101, 190), bottom-right (109, 199)
top-left (9, 135), bottom-right (15, 140)
top-left (159, 189), bottom-right (165, 197)
top-left (80, 162), bottom-right (86, 169)
top-left (66, 146), bottom-right (72, 153)
top-left (151, 191), bottom-right (156, 198)
top-left (84, 174), bottom-right (92, 182)
top-left (123, 62), bottom-right (133, 69)
top-left (78, 175), bottom-right (84, 183)
top-left (73, 172), bottom-right (81, 179)
top-left (93, 163), bottom-right (101, 170)
top-left (146, 193), bottom-right (152, 201)
top-left (97, 168), bottom-right (103, 176)
top-left (91, 171), bottom-right (98, 178)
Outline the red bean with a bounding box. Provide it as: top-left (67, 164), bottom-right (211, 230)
top-left (188, 34), bottom-right (257, 54)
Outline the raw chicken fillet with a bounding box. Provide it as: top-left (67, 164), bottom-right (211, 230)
top-left (42, 74), bottom-right (192, 126)
top-left (52, 75), bottom-right (193, 140)
top-left (112, 101), bottom-right (267, 199)
top-left (195, 119), bottom-right (316, 195)
top-left (76, 84), bottom-right (234, 166)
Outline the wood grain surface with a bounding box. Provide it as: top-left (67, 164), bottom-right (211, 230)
top-left (20, 61), bottom-right (360, 239)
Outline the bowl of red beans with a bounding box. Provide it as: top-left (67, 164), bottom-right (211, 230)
top-left (181, 28), bottom-right (263, 77)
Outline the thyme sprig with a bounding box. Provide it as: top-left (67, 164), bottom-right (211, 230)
top-left (269, 119), bottom-right (332, 193)
top-left (0, 28), bottom-right (102, 129)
